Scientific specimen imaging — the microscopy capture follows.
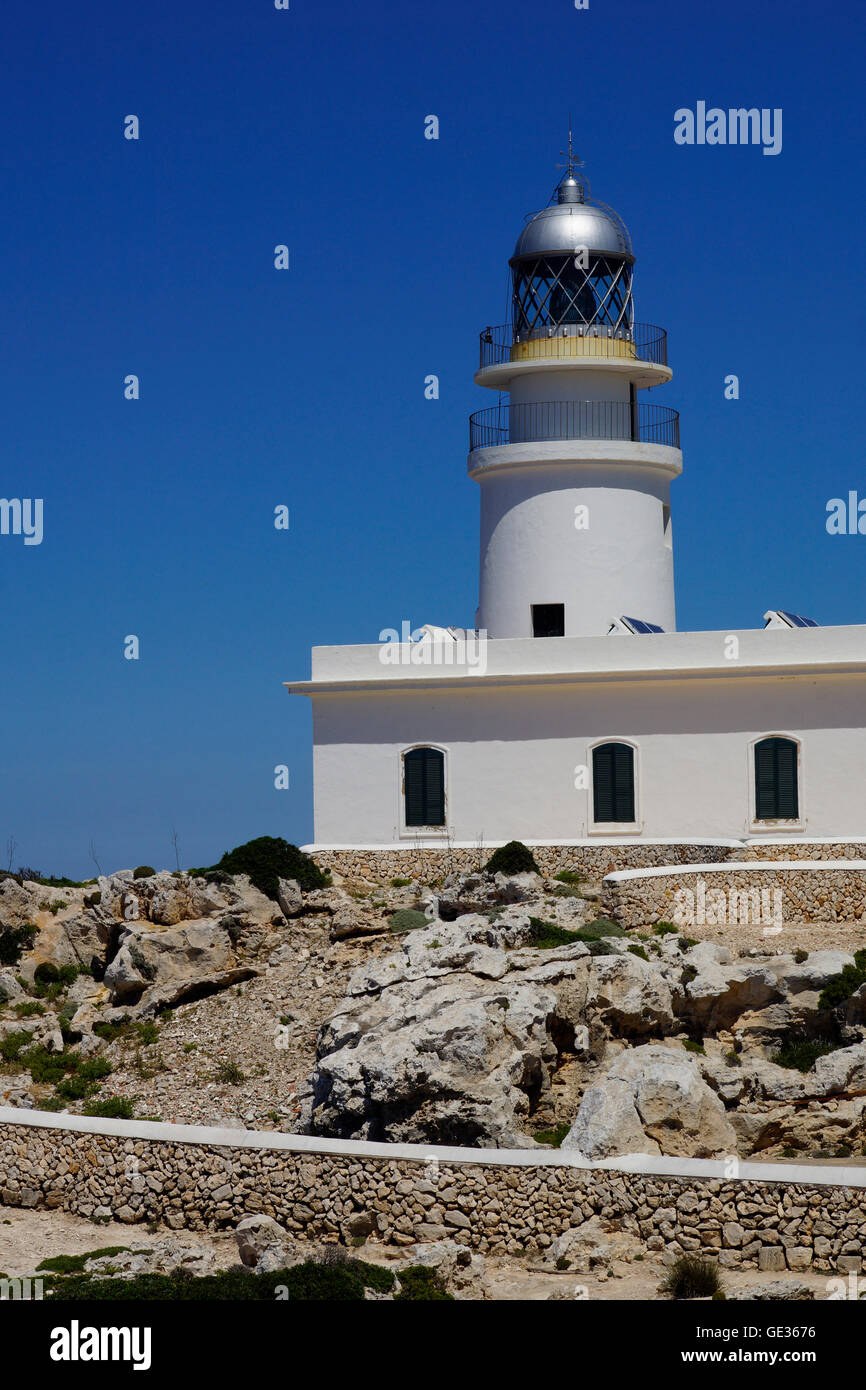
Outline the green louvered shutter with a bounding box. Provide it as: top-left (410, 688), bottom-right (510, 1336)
top-left (755, 737), bottom-right (798, 819)
top-left (404, 747), bottom-right (445, 827)
top-left (593, 743), bottom-right (635, 823)
top-left (613, 742), bottom-right (635, 821)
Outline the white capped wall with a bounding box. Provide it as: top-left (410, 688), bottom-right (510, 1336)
top-left (310, 670), bottom-right (866, 845)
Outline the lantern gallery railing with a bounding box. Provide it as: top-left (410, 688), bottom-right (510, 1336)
top-left (468, 400), bottom-right (681, 452)
top-left (478, 322), bottom-right (668, 370)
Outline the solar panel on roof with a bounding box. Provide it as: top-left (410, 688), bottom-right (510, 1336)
top-left (778, 610), bottom-right (818, 628)
top-left (622, 616), bottom-right (665, 634)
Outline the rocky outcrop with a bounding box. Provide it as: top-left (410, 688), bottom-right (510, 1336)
top-left (102, 920), bottom-right (260, 1014)
top-left (299, 912), bottom-right (594, 1146)
top-left (562, 1044), bottom-right (738, 1159)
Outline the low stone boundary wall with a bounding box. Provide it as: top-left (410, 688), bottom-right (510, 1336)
top-left (1, 1110), bottom-right (864, 1272)
top-left (602, 861), bottom-right (866, 929)
top-left (739, 842), bottom-right (866, 861)
top-left (310, 841), bottom-right (866, 886)
top-left (311, 841), bottom-right (738, 884)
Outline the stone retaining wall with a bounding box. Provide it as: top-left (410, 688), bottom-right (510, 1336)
top-left (602, 862), bottom-right (866, 930)
top-left (739, 843), bottom-right (866, 861)
top-left (312, 842), bottom-right (736, 885)
top-left (0, 1117), bottom-right (863, 1272)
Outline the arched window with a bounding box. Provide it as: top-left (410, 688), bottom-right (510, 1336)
top-left (403, 747), bottom-right (445, 827)
top-left (592, 742), bottom-right (635, 823)
top-left (754, 737), bottom-right (799, 820)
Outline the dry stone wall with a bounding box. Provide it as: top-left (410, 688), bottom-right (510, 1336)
top-left (603, 863), bottom-right (866, 930)
top-left (740, 843), bottom-right (866, 861)
top-left (0, 1117), bottom-right (864, 1272)
top-left (313, 842), bottom-right (735, 885)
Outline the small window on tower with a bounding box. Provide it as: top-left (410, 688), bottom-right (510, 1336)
top-left (532, 603), bottom-right (565, 637)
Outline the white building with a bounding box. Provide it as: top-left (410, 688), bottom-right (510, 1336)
top-left (287, 154), bottom-right (866, 848)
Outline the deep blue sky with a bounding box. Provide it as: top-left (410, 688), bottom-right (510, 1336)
top-left (2, 0), bottom-right (864, 877)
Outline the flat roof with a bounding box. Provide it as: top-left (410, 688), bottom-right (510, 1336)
top-left (285, 624), bottom-right (866, 696)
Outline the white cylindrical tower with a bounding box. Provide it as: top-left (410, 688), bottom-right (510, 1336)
top-left (471, 154), bottom-right (682, 639)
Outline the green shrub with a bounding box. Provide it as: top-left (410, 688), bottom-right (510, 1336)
top-left (82, 1097), bottom-right (135, 1119)
top-left (553, 870), bottom-right (582, 886)
top-left (191, 836), bottom-right (328, 900)
top-left (54, 1058), bottom-right (112, 1100)
top-left (526, 917), bottom-right (625, 951)
top-left (578, 918), bottom-right (625, 939)
top-left (662, 1255), bottom-right (723, 1300)
top-left (678, 937), bottom-right (698, 950)
top-left (682, 1039), bottom-right (705, 1055)
top-left (387, 909), bottom-right (428, 933)
top-left (21, 1047), bottom-right (111, 1094)
top-left (794, 949), bottom-right (808, 964)
top-left (627, 944), bottom-right (648, 961)
top-left (771, 1038), bottom-right (837, 1073)
top-left (654, 922), bottom-right (678, 936)
top-left (527, 918), bottom-right (583, 950)
top-left (390, 877), bottom-right (412, 888)
top-left (31, 962), bottom-right (80, 1001)
top-left (394, 1266), bottom-right (453, 1301)
top-left (13, 1001), bottom-right (44, 1018)
top-left (133, 866), bottom-right (155, 880)
top-left (215, 1061), bottom-right (245, 1085)
top-left (44, 1259), bottom-right (423, 1302)
top-left (37, 1247), bottom-right (132, 1275)
top-left (0, 924), bottom-right (38, 967)
top-left (0, 1031), bottom-right (33, 1065)
top-left (484, 841), bottom-right (540, 876)
top-left (83, 891), bottom-right (102, 908)
top-left (533, 1123), bottom-right (570, 1148)
top-left (818, 951), bottom-right (866, 1011)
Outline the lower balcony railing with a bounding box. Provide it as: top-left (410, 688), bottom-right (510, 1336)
top-left (479, 322), bottom-right (668, 370)
top-left (468, 400), bottom-right (680, 451)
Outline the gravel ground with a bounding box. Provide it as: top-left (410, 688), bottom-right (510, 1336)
top-left (640, 917), bottom-right (866, 957)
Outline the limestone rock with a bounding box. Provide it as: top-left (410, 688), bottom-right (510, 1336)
top-left (277, 878), bottom-right (303, 918)
top-left (563, 1044), bottom-right (738, 1159)
top-left (103, 920), bottom-right (258, 1013)
top-left (299, 914), bottom-right (587, 1146)
top-left (588, 953), bottom-right (674, 1035)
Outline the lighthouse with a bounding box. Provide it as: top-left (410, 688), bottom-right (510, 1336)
top-left (289, 143), bottom-right (866, 852)
top-left (471, 145), bottom-right (681, 639)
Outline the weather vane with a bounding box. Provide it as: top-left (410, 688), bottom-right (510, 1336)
top-left (557, 120), bottom-right (583, 178)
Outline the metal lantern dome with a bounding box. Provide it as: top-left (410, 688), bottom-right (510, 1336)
top-left (510, 156), bottom-right (635, 340)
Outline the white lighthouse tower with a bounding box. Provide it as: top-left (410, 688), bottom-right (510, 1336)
top-left (471, 144), bottom-right (682, 639)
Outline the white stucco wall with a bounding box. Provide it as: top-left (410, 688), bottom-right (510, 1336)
top-left (474, 457), bottom-right (676, 637)
top-left (307, 666), bottom-right (866, 845)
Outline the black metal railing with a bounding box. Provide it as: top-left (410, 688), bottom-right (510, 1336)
top-left (468, 400), bottom-right (680, 452)
top-left (479, 322), bottom-right (668, 370)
